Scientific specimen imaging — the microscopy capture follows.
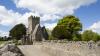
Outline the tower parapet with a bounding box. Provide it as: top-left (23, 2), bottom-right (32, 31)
top-left (28, 16), bottom-right (40, 34)
top-left (24, 15), bottom-right (48, 44)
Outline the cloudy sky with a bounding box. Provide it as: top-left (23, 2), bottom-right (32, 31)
top-left (0, 0), bottom-right (100, 36)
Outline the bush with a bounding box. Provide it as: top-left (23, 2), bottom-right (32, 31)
top-left (73, 37), bottom-right (78, 41)
top-left (82, 30), bottom-right (100, 41)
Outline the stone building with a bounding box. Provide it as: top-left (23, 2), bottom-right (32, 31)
top-left (22, 15), bottom-right (48, 44)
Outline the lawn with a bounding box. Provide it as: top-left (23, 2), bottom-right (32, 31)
top-left (0, 41), bottom-right (6, 45)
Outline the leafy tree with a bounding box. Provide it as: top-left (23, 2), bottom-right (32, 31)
top-left (52, 26), bottom-right (71, 40)
top-left (72, 33), bottom-right (81, 41)
top-left (0, 34), bottom-right (2, 41)
top-left (9, 23), bottom-right (26, 40)
top-left (52, 15), bottom-right (82, 40)
top-left (98, 35), bottom-right (100, 39)
top-left (46, 28), bottom-right (54, 40)
top-left (0, 36), bottom-right (8, 41)
top-left (82, 30), bottom-right (100, 41)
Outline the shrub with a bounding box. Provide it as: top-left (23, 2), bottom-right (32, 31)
top-left (82, 30), bottom-right (100, 41)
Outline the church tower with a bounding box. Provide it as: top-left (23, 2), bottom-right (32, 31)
top-left (28, 16), bottom-right (40, 34)
top-left (25, 15), bottom-right (48, 44)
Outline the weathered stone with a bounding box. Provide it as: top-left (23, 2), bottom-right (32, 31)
top-left (22, 15), bottom-right (49, 44)
top-left (0, 44), bottom-right (24, 56)
top-left (0, 50), bottom-right (2, 55)
top-left (41, 26), bottom-right (49, 40)
top-left (2, 51), bottom-right (17, 56)
top-left (0, 44), bottom-right (9, 52)
top-left (18, 41), bottom-right (100, 56)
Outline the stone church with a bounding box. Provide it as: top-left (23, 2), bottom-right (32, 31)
top-left (22, 15), bottom-right (48, 44)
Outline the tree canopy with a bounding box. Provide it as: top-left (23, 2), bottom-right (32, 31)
top-left (9, 23), bottom-right (26, 40)
top-left (82, 30), bottom-right (100, 41)
top-left (52, 15), bottom-right (82, 40)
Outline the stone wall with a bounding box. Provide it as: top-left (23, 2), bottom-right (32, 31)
top-left (33, 41), bottom-right (100, 56)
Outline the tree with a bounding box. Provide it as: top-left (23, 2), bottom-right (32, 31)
top-left (0, 36), bottom-right (3, 41)
top-left (46, 28), bottom-right (54, 40)
top-left (72, 33), bottom-right (81, 41)
top-left (82, 30), bottom-right (100, 41)
top-left (9, 23), bottom-right (26, 40)
top-left (98, 35), bottom-right (100, 40)
top-left (52, 26), bottom-right (71, 40)
top-left (52, 15), bottom-right (82, 40)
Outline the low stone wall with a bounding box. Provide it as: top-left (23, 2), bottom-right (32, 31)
top-left (33, 41), bottom-right (100, 56)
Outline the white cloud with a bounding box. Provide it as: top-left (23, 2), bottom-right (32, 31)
top-left (0, 6), bottom-right (22, 26)
top-left (0, 5), bottom-right (40, 36)
top-left (0, 30), bottom-right (9, 37)
top-left (13, 0), bottom-right (97, 27)
top-left (40, 14), bottom-right (60, 22)
top-left (44, 23), bottom-right (57, 30)
top-left (13, 0), bottom-right (97, 31)
top-left (0, 6), bottom-right (40, 27)
top-left (14, 0), bottom-right (97, 16)
top-left (0, 0), bottom-right (97, 36)
top-left (88, 21), bottom-right (100, 34)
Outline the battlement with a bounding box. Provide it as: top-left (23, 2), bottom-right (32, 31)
top-left (28, 15), bottom-right (40, 24)
top-left (24, 15), bottom-right (48, 44)
top-left (28, 15), bottom-right (40, 34)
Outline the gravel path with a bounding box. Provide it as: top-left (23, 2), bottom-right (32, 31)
top-left (18, 45), bottom-right (50, 56)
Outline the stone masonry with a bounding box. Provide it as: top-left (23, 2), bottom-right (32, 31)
top-left (23, 15), bottom-right (48, 44)
top-left (18, 41), bottom-right (100, 56)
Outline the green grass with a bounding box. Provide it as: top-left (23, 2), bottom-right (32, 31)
top-left (0, 41), bottom-right (6, 45)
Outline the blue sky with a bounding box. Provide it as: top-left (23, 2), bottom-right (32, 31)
top-left (0, 0), bottom-right (29, 14)
top-left (75, 0), bottom-right (100, 29)
top-left (0, 0), bottom-right (100, 36)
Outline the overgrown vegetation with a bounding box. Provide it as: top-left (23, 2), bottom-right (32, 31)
top-left (0, 36), bottom-right (11, 41)
top-left (50, 15), bottom-right (100, 41)
top-left (52, 15), bottom-right (82, 40)
top-left (6, 15), bottom-right (100, 42)
top-left (9, 23), bottom-right (26, 40)
top-left (82, 30), bottom-right (100, 41)
top-left (0, 36), bottom-right (8, 45)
